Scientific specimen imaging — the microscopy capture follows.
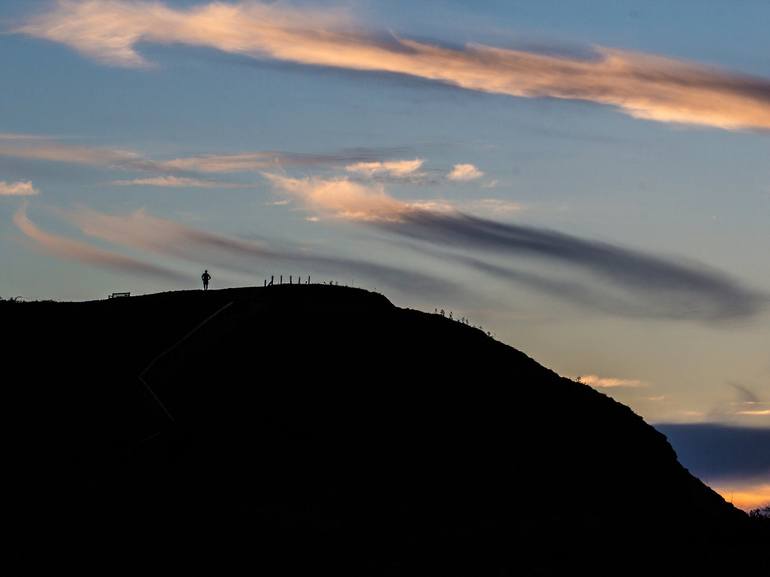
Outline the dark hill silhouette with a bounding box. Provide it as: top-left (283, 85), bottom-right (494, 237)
top-left (6, 286), bottom-right (768, 575)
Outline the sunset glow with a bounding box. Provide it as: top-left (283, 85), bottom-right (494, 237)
top-left (1, 0), bottom-right (768, 517)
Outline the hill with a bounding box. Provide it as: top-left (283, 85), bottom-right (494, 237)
top-left (6, 286), bottom-right (768, 575)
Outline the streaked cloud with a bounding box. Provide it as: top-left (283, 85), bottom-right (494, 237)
top-left (0, 133), bottom-right (53, 141)
top-left (0, 139), bottom-right (155, 170)
top-left (13, 204), bottom-right (186, 281)
top-left (448, 164), bottom-right (484, 182)
top-left (391, 212), bottom-right (766, 321)
top-left (578, 374), bottom-right (645, 389)
top-left (735, 408), bottom-right (770, 416)
top-left (462, 198), bottom-right (521, 215)
top-left (265, 172), bottom-right (764, 321)
top-left (0, 180), bottom-right (38, 196)
top-left (65, 206), bottom-right (452, 295)
top-left (159, 149), bottom-right (411, 173)
top-left (16, 0), bottom-right (770, 130)
top-left (159, 152), bottom-right (284, 173)
top-left (346, 159), bottom-right (424, 178)
top-left (111, 176), bottom-right (242, 188)
top-left (0, 135), bottom-right (407, 175)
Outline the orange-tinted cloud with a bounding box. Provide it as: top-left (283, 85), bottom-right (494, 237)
top-left (0, 180), bottom-right (38, 196)
top-left (346, 159), bottom-right (425, 178)
top-left (0, 135), bottom-right (406, 176)
top-left (735, 408), bottom-right (770, 416)
top-left (447, 164), bottom-right (484, 182)
top-left (111, 176), bottom-right (243, 188)
top-left (17, 0), bottom-right (770, 130)
top-left (578, 374), bottom-right (646, 388)
top-left (263, 173), bottom-right (415, 222)
top-left (13, 204), bottom-right (186, 281)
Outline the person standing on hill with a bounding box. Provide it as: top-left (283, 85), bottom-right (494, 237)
top-left (201, 269), bottom-right (211, 291)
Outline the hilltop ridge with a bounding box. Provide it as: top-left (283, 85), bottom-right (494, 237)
top-left (7, 286), bottom-right (767, 575)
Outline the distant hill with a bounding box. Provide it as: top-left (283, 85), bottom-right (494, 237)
top-left (6, 286), bottom-right (768, 575)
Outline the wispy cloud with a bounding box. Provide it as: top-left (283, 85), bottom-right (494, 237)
top-left (447, 163), bottom-right (484, 182)
top-left (346, 159), bottom-right (424, 178)
top-left (0, 135), bottom-right (407, 176)
top-left (16, 0), bottom-right (770, 130)
top-left (0, 140), bottom-right (156, 170)
top-left (0, 133), bottom-right (53, 141)
top-left (159, 149), bottom-right (410, 173)
top-left (394, 212), bottom-right (766, 321)
top-left (111, 176), bottom-right (243, 188)
top-left (578, 374), bottom-right (645, 388)
top-left (265, 173), bottom-right (764, 322)
top-left (65, 206), bottom-right (452, 295)
top-left (734, 409), bottom-right (770, 416)
top-left (0, 180), bottom-right (38, 196)
top-left (159, 152), bottom-right (287, 173)
top-left (729, 382), bottom-right (761, 404)
top-left (462, 198), bottom-right (520, 215)
top-left (13, 204), bottom-right (186, 281)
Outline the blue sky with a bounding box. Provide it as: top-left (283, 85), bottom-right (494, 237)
top-left (1, 2), bottom-right (769, 499)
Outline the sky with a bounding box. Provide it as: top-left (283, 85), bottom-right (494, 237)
top-left (1, 1), bottom-right (768, 507)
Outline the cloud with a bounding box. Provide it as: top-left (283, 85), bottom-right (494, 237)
top-left (448, 164), bottom-right (484, 182)
top-left (0, 180), bottom-right (38, 196)
top-left (655, 424), bottom-right (770, 483)
top-left (263, 173), bottom-right (413, 222)
top-left (13, 204), bottom-right (186, 281)
top-left (159, 149), bottom-right (412, 173)
top-left (0, 140), bottom-right (157, 170)
top-left (735, 409), bottom-right (770, 417)
top-left (0, 133), bottom-right (53, 141)
top-left (16, 1), bottom-right (770, 131)
top-left (265, 172), bottom-right (763, 321)
top-left (159, 152), bottom-right (286, 173)
top-left (729, 383), bottom-right (761, 404)
top-left (65, 206), bottom-right (452, 295)
top-left (346, 159), bottom-right (424, 178)
top-left (462, 198), bottom-right (521, 215)
top-left (0, 135), bottom-right (406, 175)
top-left (577, 374), bottom-right (645, 388)
top-left (111, 176), bottom-right (242, 188)
top-left (390, 212), bottom-right (766, 322)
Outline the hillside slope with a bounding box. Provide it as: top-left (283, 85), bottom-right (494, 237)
top-left (6, 286), bottom-right (767, 575)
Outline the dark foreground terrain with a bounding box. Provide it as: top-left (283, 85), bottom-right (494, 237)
top-left (6, 286), bottom-right (768, 575)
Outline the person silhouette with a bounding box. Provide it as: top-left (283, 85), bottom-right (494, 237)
top-left (201, 269), bottom-right (211, 291)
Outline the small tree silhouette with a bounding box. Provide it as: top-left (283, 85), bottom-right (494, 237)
top-left (750, 506), bottom-right (770, 519)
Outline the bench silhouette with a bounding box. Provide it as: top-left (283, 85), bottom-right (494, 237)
top-left (108, 292), bottom-right (131, 299)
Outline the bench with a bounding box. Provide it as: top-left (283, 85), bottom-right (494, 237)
top-left (109, 292), bottom-right (131, 299)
